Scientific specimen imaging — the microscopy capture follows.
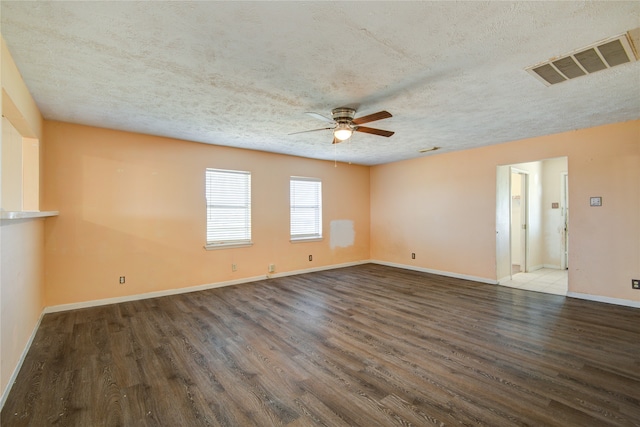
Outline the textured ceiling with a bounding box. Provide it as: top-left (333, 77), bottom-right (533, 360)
top-left (2, 1), bottom-right (639, 165)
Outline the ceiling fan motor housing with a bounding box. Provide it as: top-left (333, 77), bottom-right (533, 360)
top-left (331, 107), bottom-right (356, 123)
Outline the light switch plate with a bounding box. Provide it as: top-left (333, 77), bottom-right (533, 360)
top-left (590, 196), bottom-right (602, 207)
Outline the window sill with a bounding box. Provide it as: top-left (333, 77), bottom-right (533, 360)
top-left (0, 210), bottom-right (59, 220)
top-left (290, 237), bottom-right (323, 243)
top-left (204, 242), bottom-right (253, 250)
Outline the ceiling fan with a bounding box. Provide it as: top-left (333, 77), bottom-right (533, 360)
top-left (290, 107), bottom-right (394, 144)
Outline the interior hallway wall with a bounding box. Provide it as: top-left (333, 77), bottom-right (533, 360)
top-left (506, 157), bottom-right (568, 273)
top-left (510, 172), bottom-right (523, 268)
top-left (510, 161), bottom-right (544, 271)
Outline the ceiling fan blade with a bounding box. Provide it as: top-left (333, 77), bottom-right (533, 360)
top-left (354, 126), bottom-right (394, 137)
top-left (305, 112), bottom-right (335, 123)
top-left (288, 127), bottom-right (333, 135)
top-left (332, 136), bottom-right (339, 144)
top-left (352, 110), bottom-right (392, 125)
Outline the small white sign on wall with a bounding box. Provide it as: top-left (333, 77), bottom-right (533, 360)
top-left (330, 220), bottom-right (355, 249)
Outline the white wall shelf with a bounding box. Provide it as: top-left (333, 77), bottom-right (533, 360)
top-left (0, 211), bottom-right (58, 220)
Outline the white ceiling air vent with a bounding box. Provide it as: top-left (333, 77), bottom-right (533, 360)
top-left (526, 29), bottom-right (639, 86)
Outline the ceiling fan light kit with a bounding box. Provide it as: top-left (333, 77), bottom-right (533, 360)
top-left (291, 107), bottom-right (394, 145)
top-left (332, 108), bottom-right (356, 141)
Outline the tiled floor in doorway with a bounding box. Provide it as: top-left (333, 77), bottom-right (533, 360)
top-left (500, 268), bottom-right (568, 295)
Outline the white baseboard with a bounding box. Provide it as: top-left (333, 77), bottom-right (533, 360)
top-left (1, 310), bottom-right (45, 410)
top-left (266, 260), bottom-right (370, 279)
top-left (43, 275), bottom-right (269, 314)
top-left (44, 260), bottom-right (372, 314)
top-left (566, 292), bottom-right (640, 308)
top-left (35, 261), bottom-right (640, 315)
top-left (370, 260), bottom-right (498, 285)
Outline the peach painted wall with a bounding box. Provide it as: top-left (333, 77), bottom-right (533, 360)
top-left (42, 121), bottom-right (370, 307)
top-left (371, 120), bottom-right (640, 303)
top-left (0, 37), bottom-right (46, 404)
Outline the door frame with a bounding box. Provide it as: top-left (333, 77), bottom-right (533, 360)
top-left (561, 172), bottom-right (569, 270)
top-left (510, 168), bottom-right (529, 276)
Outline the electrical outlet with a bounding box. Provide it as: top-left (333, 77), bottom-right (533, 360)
top-left (232, 264), bottom-right (237, 272)
top-left (632, 279), bottom-right (640, 290)
top-left (309, 255), bottom-right (313, 261)
top-left (268, 264), bottom-right (275, 273)
top-left (119, 276), bottom-right (125, 284)
top-left (411, 253), bottom-right (415, 259)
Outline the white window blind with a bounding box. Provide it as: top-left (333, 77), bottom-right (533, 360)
top-left (206, 168), bottom-right (251, 247)
top-left (290, 177), bottom-right (322, 240)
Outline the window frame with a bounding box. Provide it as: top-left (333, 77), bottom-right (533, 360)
top-left (205, 168), bottom-right (252, 250)
top-left (290, 176), bottom-right (323, 242)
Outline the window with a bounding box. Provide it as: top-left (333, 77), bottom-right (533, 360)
top-left (205, 168), bottom-right (251, 248)
top-left (290, 177), bottom-right (322, 241)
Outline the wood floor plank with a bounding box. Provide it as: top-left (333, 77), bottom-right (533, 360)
top-left (2, 264), bottom-right (639, 426)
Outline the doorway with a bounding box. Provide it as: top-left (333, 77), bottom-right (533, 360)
top-left (496, 157), bottom-right (568, 295)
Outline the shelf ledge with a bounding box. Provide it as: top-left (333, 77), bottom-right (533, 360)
top-left (0, 210), bottom-right (59, 220)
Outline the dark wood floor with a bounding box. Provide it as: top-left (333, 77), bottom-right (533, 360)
top-left (2, 264), bottom-right (639, 426)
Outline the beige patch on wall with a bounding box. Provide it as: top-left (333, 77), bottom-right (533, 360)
top-left (330, 220), bottom-right (355, 249)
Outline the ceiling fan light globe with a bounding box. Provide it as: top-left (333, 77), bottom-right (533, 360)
top-left (334, 128), bottom-right (353, 141)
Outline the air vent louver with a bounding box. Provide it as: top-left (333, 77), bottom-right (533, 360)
top-left (527, 30), bottom-right (638, 86)
top-left (552, 57), bottom-right (586, 79)
top-left (532, 64), bottom-right (566, 85)
top-left (598, 39), bottom-right (630, 67)
top-left (574, 49), bottom-right (607, 73)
